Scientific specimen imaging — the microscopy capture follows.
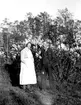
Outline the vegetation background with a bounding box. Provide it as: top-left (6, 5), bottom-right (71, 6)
top-left (0, 8), bottom-right (81, 105)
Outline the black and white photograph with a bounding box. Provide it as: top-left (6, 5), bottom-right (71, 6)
top-left (0, 0), bottom-right (81, 105)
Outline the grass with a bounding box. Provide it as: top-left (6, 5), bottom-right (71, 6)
top-left (1, 56), bottom-right (81, 105)
top-left (0, 84), bottom-right (41, 105)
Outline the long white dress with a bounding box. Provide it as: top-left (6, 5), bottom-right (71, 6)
top-left (20, 47), bottom-right (37, 85)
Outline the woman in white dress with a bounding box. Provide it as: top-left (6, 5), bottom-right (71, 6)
top-left (20, 42), bottom-right (37, 90)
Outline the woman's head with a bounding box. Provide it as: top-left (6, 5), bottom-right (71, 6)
top-left (26, 42), bottom-right (31, 49)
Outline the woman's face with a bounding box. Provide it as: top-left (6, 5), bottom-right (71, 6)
top-left (27, 43), bottom-right (31, 49)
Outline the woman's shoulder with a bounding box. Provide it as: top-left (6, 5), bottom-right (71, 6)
top-left (21, 47), bottom-right (28, 53)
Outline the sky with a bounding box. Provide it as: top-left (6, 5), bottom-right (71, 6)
top-left (0, 0), bottom-right (81, 23)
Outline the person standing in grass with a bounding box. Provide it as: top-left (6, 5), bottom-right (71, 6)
top-left (20, 42), bottom-right (37, 90)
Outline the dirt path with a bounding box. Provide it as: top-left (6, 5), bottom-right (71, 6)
top-left (34, 89), bottom-right (55, 105)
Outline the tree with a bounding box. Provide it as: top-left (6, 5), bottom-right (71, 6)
top-left (1, 18), bottom-right (12, 63)
top-left (36, 12), bottom-right (52, 38)
top-left (46, 20), bottom-right (58, 47)
top-left (56, 8), bottom-right (75, 49)
top-left (73, 20), bottom-right (81, 47)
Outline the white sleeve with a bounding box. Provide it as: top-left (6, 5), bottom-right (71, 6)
top-left (21, 49), bottom-right (28, 62)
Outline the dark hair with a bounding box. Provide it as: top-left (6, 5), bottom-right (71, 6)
top-left (26, 42), bottom-right (31, 47)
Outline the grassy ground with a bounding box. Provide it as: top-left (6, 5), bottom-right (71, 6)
top-left (1, 57), bottom-right (81, 105)
top-left (0, 64), bottom-right (81, 105)
top-left (0, 84), bottom-right (41, 105)
top-left (0, 57), bottom-right (54, 105)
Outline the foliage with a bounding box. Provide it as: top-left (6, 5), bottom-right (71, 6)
top-left (1, 8), bottom-right (81, 105)
top-left (56, 8), bottom-right (75, 49)
top-left (0, 8), bottom-right (80, 58)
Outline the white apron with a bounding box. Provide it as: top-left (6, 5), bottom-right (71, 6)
top-left (20, 47), bottom-right (37, 85)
